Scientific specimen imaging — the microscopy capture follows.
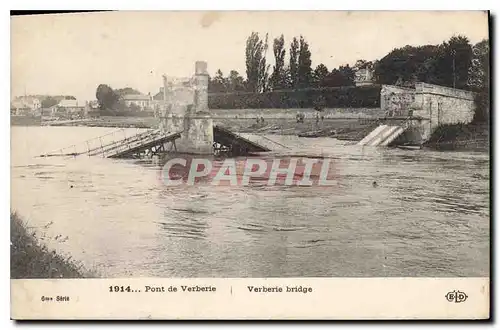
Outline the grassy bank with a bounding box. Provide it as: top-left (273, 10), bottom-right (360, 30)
top-left (10, 115), bottom-right (42, 126)
top-left (425, 122), bottom-right (489, 151)
top-left (10, 212), bottom-right (91, 278)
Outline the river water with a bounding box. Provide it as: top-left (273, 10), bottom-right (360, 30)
top-left (11, 126), bottom-right (490, 277)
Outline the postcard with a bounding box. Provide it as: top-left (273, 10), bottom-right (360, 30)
top-left (10, 10), bottom-right (490, 320)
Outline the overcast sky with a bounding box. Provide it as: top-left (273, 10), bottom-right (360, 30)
top-left (11, 11), bottom-right (488, 101)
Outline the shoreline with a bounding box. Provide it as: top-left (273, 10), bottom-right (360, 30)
top-left (423, 122), bottom-right (489, 152)
top-left (10, 212), bottom-right (93, 279)
top-left (11, 115), bottom-right (489, 152)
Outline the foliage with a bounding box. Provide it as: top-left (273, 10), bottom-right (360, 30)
top-left (289, 37), bottom-right (300, 88)
top-left (10, 212), bottom-right (90, 278)
top-left (208, 85), bottom-right (382, 109)
top-left (426, 122), bottom-right (489, 147)
top-left (227, 70), bottom-right (246, 92)
top-left (312, 64), bottom-right (329, 87)
top-left (115, 87), bottom-right (141, 97)
top-left (245, 32), bottom-right (269, 93)
top-left (324, 65), bottom-right (355, 87)
top-left (374, 44), bottom-right (440, 86)
top-left (209, 69), bottom-right (227, 93)
top-left (41, 96), bottom-right (59, 108)
top-left (209, 70), bottom-right (246, 93)
top-left (95, 84), bottom-right (121, 111)
top-left (468, 39), bottom-right (490, 123)
top-left (269, 35), bottom-right (287, 90)
top-left (207, 32), bottom-right (486, 116)
top-left (297, 36), bottom-right (312, 89)
top-left (354, 60), bottom-right (374, 70)
top-left (128, 103), bottom-right (141, 112)
top-left (374, 35), bottom-right (473, 90)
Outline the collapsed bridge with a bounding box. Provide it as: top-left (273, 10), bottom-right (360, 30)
top-left (39, 125), bottom-right (270, 159)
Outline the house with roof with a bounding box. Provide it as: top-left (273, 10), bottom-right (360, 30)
top-left (10, 96), bottom-right (42, 115)
top-left (49, 99), bottom-right (86, 117)
top-left (354, 68), bottom-right (375, 87)
top-left (123, 94), bottom-right (152, 111)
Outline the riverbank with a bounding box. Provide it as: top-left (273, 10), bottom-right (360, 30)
top-left (12, 114), bottom-right (376, 139)
top-left (10, 115), bottom-right (158, 128)
top-left (213, 117), bottom-right (376, 138)
top-left (10, 212), bottom-right (91, 278)
top-left (11, 114), bottom-right (490, 151)
top-left (45, 116), bottom-right (159, 129)
top-left (424, 122), bottom-right (489, 152)
top-left (11, 115), bottom-right (41, 126)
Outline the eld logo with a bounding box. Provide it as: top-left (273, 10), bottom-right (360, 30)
top-left (445, 290), bottom-right (468, 303)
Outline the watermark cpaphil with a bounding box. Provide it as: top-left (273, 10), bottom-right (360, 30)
top-left (159, 155), bottom-right (338, 186)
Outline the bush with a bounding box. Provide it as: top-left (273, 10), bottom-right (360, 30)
top-left (10, 212), bottom-right (91, 278)
top-left (473, 90), bottom-right (489, 123)
top-left (208, 85), bottom-right (382, 109)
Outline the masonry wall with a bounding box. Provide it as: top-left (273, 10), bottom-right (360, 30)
top-left (413, 82), bottom-right (475, 128)
top-left (380, 85), bottom-right (416, 116)
top-left (210, 107), bottom-right (386, 120)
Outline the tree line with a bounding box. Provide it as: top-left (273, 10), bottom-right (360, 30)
top-left (209, 33), bottom-right (359, 93)
top-left (93, 33), bottom-right (488, 120)
top-left (207, 32), bottom-right (489, 121)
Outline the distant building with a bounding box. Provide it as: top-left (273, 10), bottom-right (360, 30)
top-left (10, 96), bottom-right (41, 115)
top-left (122, 94), bottom-right (152, 110)
top-left (49, 99), bottom-right (86, 117)
top-left (88, 100), bottom-right (99, 109)
top-left (354, 68), bottom-right (375, 86)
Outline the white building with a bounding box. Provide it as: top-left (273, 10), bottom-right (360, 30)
top-left (123, 94), bottom-right (152, 110)
top-left (354, 68), bottom-right (375, 86)
top-left (10, 96), bottom-right (41, 115)
top-left (49, 99), bottom-right (86, 116)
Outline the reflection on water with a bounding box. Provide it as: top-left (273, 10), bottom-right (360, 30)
top-left (11, 126), bottom-right (490, 277)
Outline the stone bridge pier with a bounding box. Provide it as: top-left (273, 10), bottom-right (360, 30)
top-left (380, 82), bottom-right (476, 145)
top-left (159, 61), bottom-right (214, 155)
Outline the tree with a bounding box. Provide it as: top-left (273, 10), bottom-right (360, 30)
top-left (312, 64), bottom-right (329, 87)
top-left (297, 36), bottom-right (312, 89)
top-left (374, 44), bottom-right (440, 86)
top-left (115, 87), bottom-right (141, 97)
top-left (339, 65), bottom-right (355, 86)
top-left (468, 39), bottom-right (489, 90)
top-left (289, 37), bottom-right (299, 88)
top-left (374, 36), bottom-right (472, 90)
top-left (270, 34), bottom-right (287, 90)
top-left (209, 69), bottom-right (228, 93)
top-left (281, 66), bottom-right (293, 90)
top-left (258, 33), bottom-right (271, 93)
top-left (432, 35), bottom-right (473, 89)
top-left (467, 39), bottom-right (490, 122)
top-left (354, 60), bottom-right (374, 71)
top-left (96, 84), bottom-right (120, 111)
top-left (245, 32), bottom-right (269, 93)
top-left (128, 103), bottom-right (141, 112)
top-left (41, 96), bottom-right (59, 108)
top-left (227, 70), bottom-right (246, 92)
top-left (323, 65), bottom-right (355, 87)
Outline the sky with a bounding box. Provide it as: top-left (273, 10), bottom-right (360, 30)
top-left (11, 11), bottom-right (489, 101)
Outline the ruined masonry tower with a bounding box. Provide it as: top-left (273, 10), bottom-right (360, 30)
top-left (160, 61), bottom-right (214, 154)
